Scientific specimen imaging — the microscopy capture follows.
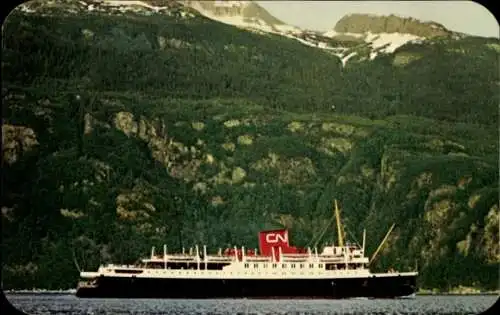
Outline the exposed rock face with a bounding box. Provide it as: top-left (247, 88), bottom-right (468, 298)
top-left (334, 13), bottom-right (451, 38)
top-left (113, 111), bottom-right (205, 181)
top-left (251, 153), bottom-right (316, 185)
top-left (2, 124), bottom-right (39, 164)
top-left (482, 205), bottom-right (500, 263)
top-left (182, 0), bottom-right (285, 26)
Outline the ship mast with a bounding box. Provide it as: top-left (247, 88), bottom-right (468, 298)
top-left (334, 199), bottom-right (344, 247)
top-left (362, 228), bottom-right (366, 253)
top-left (369, 223), bottom-right (395, 265)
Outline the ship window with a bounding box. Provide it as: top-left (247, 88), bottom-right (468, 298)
top-left (300, 264), bottom-right (304, 268)
top-left (244, 263), bottom-right (249, 268)
top-left (291, 264), bottom-right (296, 268)
top-left (272, 264), bottom-right (277, 268)
top-left (264, 264), bottom-right (268, 268)
top-left (282, 264), bottom-right (286, 268)
top-left (309, 264), bottom-right (314, 268)
top-left (254, 264), bottom-right (258, 268)
top-left (319, 264), bottom-right (324, 268)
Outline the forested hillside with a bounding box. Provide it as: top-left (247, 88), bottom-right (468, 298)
top-left (1, 1), bottom-right (499, 291)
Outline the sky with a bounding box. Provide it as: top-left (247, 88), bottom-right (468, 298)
top-left (257, 1), bottom-right (499, 38)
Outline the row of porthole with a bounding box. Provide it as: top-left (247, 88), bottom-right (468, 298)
top-left (243, 263), bottom-right (324, 269)
top-left (139, 270), bottom-right (328, 275)
top-left (119, 268), bottom-right (360, 276)
top-left (139, 268), bottom-right (361, 275)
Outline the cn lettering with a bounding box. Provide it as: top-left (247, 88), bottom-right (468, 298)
top-left (265, 233), bottom-right (288, 243)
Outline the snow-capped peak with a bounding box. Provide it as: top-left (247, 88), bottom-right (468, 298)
top-left (181, 0), bottom-right (301, 35)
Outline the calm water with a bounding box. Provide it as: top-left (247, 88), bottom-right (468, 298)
top-left (6, 293), bottom-right (498, 315)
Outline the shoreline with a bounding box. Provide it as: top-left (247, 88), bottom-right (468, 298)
top-left (416, 288), bottom-right (499, 296)
top-left (416, 292), bottom-right (499, 296)
top-left (4, 289), bottom-right (498, 297)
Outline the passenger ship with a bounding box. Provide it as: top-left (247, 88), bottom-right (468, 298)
top-left (76, 201), bottom-right (418, 299)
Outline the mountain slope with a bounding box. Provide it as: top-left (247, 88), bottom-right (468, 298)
top-left (180, 1), bottom-right (471, 63)
top-left (181, 0), bottom-right (299, 34)
top-left (1, 0), bottom-right (499, 292)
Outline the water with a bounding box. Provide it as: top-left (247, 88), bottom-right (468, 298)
top-left (6, 293), bottom-right (498, 315)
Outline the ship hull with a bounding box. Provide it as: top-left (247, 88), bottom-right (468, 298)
top-left (76, 275), bottom-right (417, 299)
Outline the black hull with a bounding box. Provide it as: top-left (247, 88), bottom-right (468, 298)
top-left (76, 275), bottom-right (417, 299)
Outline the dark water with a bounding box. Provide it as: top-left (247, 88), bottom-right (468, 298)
top-left (6, 293), bottom-right (498, 315)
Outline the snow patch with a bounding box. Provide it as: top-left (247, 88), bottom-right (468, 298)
top-left (317, 42), bottom-right (328, 49)
top-left (104, 0), bottom-right (162, 12)
top-left (341, 52), bottom-right (357, 66)
top-left (213, 1), bottom-right (250, 8)
top-left (366, 32), bottom-right (421, 53)
top-left (323, 30), bottom-right (364, 39)
top-left (211, 14), bottom-right (274, 33)
top-left (323, 29), bottom-right (337, 38)
top-left (19, 5), bottom-right (36, 13)
top-left (274, 24), bottom-right (301, 34)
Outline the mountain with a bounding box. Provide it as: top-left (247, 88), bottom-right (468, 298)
top-left (16, 0), bottom-right (194, 16)
top-left (2, 0), bottom-right (499, 292)
top-left (17, 0), bottom-right (474, 65)
top-left (320, 13), bottom-right (468, 62)
top-left (179, 1), bottom-right (470, 63)
top-left (181, 0), bottom-right (300, 34)
top-left (332, 13), bottom-right (454, 38)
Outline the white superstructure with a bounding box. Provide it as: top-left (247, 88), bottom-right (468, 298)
top-left (80, 241), bottom-right (418, 281)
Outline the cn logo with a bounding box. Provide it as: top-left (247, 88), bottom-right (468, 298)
top-left (265, 233), bottom-right (288, 244)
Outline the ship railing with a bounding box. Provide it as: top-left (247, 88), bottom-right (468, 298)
top-left (163, 254), bottom-right (198, 259)
top-left (280, 256), bottom-right (311, 261)
top-left (318, 254), bottom-right (345, 258)
top-left (282, 253), bottom-right (310, 258)
top-left (244, 257), bottom-right (273, 262)
top-left (105, 264), bottom-right (133, 268)
top-left (280, 257), bottom-right (310, 262)
top-left (206, 257), bottom-right (233, 262)
top-left (147, 255), bottom-right (198, 261)
top-left (206, 255), bottom-right (233, 259)
top-left (318, 256), bottom-right (347, 261)
top-left (245, 257), bottom-right (272, 261)
top-left (166, 256), bottom-right (197, 260)
top-left (141, 258), bottom-right (199, 265)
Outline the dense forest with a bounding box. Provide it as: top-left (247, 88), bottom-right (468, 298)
top-left (1, 2), bottom-right (499, 291)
